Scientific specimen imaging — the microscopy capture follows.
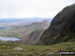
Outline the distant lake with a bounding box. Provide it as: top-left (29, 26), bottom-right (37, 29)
top-left (0, 36), bottom-right (20, 41)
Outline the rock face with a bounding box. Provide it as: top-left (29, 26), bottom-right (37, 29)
top-left (23, 30), bottom-right (44, 45)
top-left (40, 4), bottom-right (75, 45)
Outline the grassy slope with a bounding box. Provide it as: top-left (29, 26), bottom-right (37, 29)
top-left (0, 42), bottom-right (75, 55)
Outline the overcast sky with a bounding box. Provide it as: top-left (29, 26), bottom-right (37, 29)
top-left (0, 0), bottom-right (74, 18)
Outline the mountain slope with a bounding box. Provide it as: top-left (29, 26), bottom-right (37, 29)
top-left (40, 4), bottom-right (75, 45)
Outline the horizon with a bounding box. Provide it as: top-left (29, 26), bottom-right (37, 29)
top-left (0, 18), bottom-right (52, 20)
top-left (0, 18), bottom-right (52, 23)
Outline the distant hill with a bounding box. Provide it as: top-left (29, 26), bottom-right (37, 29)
top-left (40, 4), bottom-right (75, 45)
top-left (0, 18), bottom-right (51, 27)
top-left (0, 18), bottom-right (51, 23)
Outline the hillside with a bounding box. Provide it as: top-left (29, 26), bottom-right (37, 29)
top-left (40, 4), bottom-right (75, 45)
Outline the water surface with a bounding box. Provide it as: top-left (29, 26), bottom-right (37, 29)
top-left (0, 36), bottom-right (20, 41)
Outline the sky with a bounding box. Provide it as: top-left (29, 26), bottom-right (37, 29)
top-left (0, 0), bottom-right (75, 19)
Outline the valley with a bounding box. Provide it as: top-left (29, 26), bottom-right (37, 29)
top-left (0, 18), bottom-right (50, 45)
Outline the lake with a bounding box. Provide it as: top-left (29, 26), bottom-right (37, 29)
top-left (0, 36), bottom-right (20, 41)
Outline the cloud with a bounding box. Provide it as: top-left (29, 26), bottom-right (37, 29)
top-left (0, 0), bottom-right (74, 18)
